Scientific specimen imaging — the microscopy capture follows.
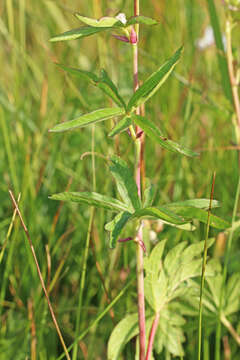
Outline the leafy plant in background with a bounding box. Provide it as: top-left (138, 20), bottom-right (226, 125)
top-left (48, 1), bottom-right (231, 359)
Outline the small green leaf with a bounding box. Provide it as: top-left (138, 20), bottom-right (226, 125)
top-left (110, 155), bottom-right (141, 212)
top-left (107, 314), bottom-right (139, 360)
top-left (163, 205), bottom-right (229, 229)
top-left (143, 182), bottom-right (155, 208)
top-left (75, 13), bottom-right (122, 28)
top-left (126, 15), bottom-right (158, 26)
top-left (105, 211), bottom-right (132, 249)
top-left (99, 69), bottom-right (126, 109)
top-left (49, 192), bottom-right (130, 212)
top-left (131, 206), bottom-right (186, 225)
top-left (108, 116), bottom-right (132, 137)
top-left (164, 242), bottom-right (187, 274)
top-left (57, 65), bottom-right (126, 108)
top-left (132, 115), bottom-right (198, 157)
top-left (166, 198), bottom-right (220, 209)
top-left (50, 26), bottom-right (108, 42)
top-left (127, 46), bottom-right (183, 112)
top-left (225, 273), bottom-right (240, 315)
top-left (49, 107), bottom-right (125, 133)
top-left (56, 64), bottom-right (99, 82)
top-left (144, 239), bottom-right (167, 274)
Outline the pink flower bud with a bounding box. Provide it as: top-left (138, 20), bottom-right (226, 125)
top-left (112, 34), bottom-right (130, 43)
top-left (130, 27), bottom-right (137, 44)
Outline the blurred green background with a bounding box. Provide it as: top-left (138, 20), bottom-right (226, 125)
top-left (0, 0), bottom-right (239, 359)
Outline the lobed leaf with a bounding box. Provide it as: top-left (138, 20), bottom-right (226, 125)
top-left (49, 191), bottom-right (130, 212)
top-left (109, 155), bottom-right (141, 212)
top-left (50, 26), bottom-right (108, 42)
top-left (132, 115), bottom-right (198, 157)
top-left (49, 107), bottom-right (125, 133)
top-left (127, 46), bottom-right (183, 112)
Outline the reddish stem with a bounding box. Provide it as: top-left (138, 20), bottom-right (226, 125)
top-left (146, 312), bottom-right (160, 360)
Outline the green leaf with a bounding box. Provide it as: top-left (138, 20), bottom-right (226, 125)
top-left (126, 16), bottom-right (158, 26)
top-left (143, 182), bottom-right (155, 208)
top-left (127, 46), bottom-right (183, 112)
top-left (75, 13), bottom-right (122, 28)
top-left (144, 239), bottom-right (167, 274)
top-left (50, 26), bottom-right (108, 42)
top-left (166, 198), bottom-right (220, 209)
top-left (162, 205), bottom-right (229, 229)
top-left (131, 206), bottom-right (186, 225)
top-left (105, 211), bottom-right (132, 249)
top-left (107, 313), bottom-right (154, 360)
top-left (49, 191), bottom-right (130, 212)
top-left (164, 242), bottom-right (187, 274)
top-left (57, 65), bottom-right (126, 108)
top-left (225, 273), bottom-right (240, 315)
top-left (155, 315), bottom-right (185, 356)
top-left (132, 115), bottom-right (198, 157)
top-left (98, 69), bottom-right (126, 109)
top-left (56, 63), bottom-right (99, 82)
top-left (108, 116), bottom-right (132, 137)
top-left (49, 107), bottom-right (125, 133)
top-left (109, 155), bottom-right (141, 212)
top-left (107, 314), bottom-right (139, 360)
top-left (181, 238), bottom-right (215, 263)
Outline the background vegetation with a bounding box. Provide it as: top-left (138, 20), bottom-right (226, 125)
top-left (0, 0), bottom-right (239, 359)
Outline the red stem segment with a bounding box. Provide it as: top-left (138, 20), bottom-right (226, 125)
top-left (133, 1), bottom-right (146, 359)
top-left (146, 312), bottom-right (160, 360)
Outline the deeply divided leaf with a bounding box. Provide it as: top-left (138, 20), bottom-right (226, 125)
top-left (49, 107), bottom-right (125, 132)
top-left (132, 115), bottom-right (198, 157)
top-left (49, 191), bottom-right (130, 212)
top-left (127, 46), bottom-right (183, 112)
top-left (109, 155), bottom-right (141, 212)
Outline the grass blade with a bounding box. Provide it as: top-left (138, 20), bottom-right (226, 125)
top-left (206, 0), bottom-right (232, 103)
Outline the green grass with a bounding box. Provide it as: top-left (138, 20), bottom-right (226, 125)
top-left (0, 0), bottom-right (240, 359)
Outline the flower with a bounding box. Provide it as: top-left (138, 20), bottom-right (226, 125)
top-left (115, 13), bottom-right (127, 25)
top-left (196, 26), bottom-right (226, 51)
